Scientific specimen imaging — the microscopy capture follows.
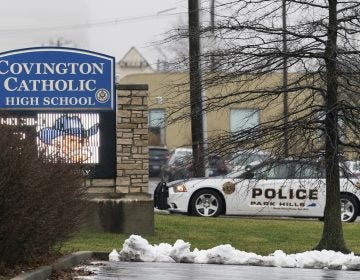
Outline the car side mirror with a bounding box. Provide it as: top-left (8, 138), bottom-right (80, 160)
top-left (245, 165), bottom-right (252, 172)
top-left (244, 171), bottom-right (254, 179)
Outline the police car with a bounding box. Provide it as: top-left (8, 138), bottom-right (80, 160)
top-left (155, 160), bottom-right (360, 222)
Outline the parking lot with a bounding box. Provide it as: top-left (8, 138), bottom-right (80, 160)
top-left (75, 261), bottom-right (360, 280)
top-left (149, 177), bottom-right (161, 196)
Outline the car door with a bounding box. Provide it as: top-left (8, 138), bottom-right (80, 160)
top-left (233, 161), bottom-right (326, 218)
top-left (236, 162), bottom-right (293, 216)
top-left (232, 161), bottom-right (288, 215)
top-left (285, 162), bottom-right (326, 217)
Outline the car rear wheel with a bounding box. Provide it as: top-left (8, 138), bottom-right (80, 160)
top-left (190, 189), bottom-right (222, 217)
top-left (340, 194), bottom-right (359, 222)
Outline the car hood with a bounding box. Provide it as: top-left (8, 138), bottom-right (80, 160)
top-left (168, 177), bottom-right (235, 189)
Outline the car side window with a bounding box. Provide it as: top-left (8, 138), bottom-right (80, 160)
top-left (293, 163), bottom-right (325, 179)
top-left (252, 163), bottom-right (292, 179)
top-left (252, 164), bottom-right (276, 179)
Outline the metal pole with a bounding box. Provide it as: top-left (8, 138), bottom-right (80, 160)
top-left (282, 0), bottom-right (289, 158)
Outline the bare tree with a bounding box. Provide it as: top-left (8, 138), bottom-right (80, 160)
top-left (163, 0), bottom-right (360, 252)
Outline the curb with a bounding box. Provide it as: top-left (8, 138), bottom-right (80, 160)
top-left (11, 251), bottom-right (108, 280)
top-left (11, 266), bottom-right (52, 280)
top-left (52, 251), bottom-right (93, 271)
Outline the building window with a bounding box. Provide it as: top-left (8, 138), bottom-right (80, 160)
top-left (230, 109), bottom-right (259, 133)
top-left (149, 109), bottom-right (165, 146)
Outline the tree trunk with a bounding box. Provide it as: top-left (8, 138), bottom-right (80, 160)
top-left (314, 0), bottom-right (349, 253)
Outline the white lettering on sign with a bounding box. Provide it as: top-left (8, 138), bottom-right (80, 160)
top-left (0, 61), bottom-right (104, 96)
top-left (0, 61), bottom-right (104, 75)
top-left (42, 97), bottom-right (95, 106)
top-left (5, 97), bottom-right (95, 107)
top-left (6, 97), bottom-right (39, 106)
top-left (3, 78), bottom-right (96, 92)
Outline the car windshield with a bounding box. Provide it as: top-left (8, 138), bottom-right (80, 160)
top-left (149, 149), bottom-right (168, 158)
top-left (231, 153), bottom-right (268, 166)
top-left (168, 150), bottom-right (192, 165)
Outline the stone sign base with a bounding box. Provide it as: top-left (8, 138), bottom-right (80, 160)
top-left (84, 198), bottom-right (154, 235)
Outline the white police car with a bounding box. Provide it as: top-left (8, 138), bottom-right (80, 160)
top-left (157, 160), bottom-right (360, 222)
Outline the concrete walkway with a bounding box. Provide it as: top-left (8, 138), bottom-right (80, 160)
top-left (76, 261), bottom-right (360, 280)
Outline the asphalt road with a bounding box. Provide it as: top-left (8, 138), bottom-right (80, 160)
top-left (75, 261), bottom-right (360, 280)
top-left (149, 177), bottom-right (161, 197)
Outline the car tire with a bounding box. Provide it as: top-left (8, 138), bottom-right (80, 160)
top-left (190, 189), bottom-right (222, 217)
top-left (340, 194), bottom-right (359, 222)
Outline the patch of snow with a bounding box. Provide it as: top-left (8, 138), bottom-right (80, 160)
top-left (109, 235), bottom-right (360, 271)
top-left (109, 249), bottom-right (120, 261)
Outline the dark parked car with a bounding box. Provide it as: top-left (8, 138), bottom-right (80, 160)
top-left (162, 148), bottom-right (192, 181)
top-left (162, 148), bottom-right (228, 181)
top-left (149, 146), bottom-right (169, 177)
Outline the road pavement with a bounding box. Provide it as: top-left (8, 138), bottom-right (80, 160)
top-left (149, 177), bottom-right (161, 197)
top-left (75, 261), bottom-right (360, 280)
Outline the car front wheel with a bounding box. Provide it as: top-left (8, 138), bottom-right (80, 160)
top-left (340, 194), bottom-right (359, 222)
top-left (190, 189), bottom-right (222, 217)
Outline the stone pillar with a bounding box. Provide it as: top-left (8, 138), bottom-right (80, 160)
top-left (113, 84), bottom-right (153, 235)
top-left (116, 84), bottom-right (150, 197)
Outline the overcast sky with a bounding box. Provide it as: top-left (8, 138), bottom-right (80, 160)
top-left (0, 0), bottom-right (188, 66)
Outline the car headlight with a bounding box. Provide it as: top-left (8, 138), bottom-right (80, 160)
top-left (174, 184), bottom-right (187, 192)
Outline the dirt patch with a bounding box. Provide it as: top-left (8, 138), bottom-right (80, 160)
top-left (49, 260), bottom-right (106, 280)
top-left (50, 266), bottom-right (95, 280)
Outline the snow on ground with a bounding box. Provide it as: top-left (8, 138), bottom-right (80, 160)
top-left (109, 235), bottom-right (360, 271)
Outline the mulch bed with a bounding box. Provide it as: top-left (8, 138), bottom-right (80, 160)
top-left (1, 253), bottom-right (106, 279)
top-left (49, 266), bottom-right (95, 280)
top-left (0, 252), bottom-right (64, 280)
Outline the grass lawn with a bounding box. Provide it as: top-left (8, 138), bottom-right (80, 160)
top-left (62, 214), bottom-right (360, 256)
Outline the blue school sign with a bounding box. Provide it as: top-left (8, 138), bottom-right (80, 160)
top-left (0, 47), bottom-right (115, 110)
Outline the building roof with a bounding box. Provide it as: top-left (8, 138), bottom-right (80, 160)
top-left (118, 46), bottom-right (153, 69)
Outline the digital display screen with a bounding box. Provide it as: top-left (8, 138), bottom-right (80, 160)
top-left (0, 111), bottom-right (115, 178)
top-left (36, 113), bottom-right (100, 164)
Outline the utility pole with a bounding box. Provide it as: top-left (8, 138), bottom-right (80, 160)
top-left (46, 37), bottom-right (75, 48)
top-left (188, 0), bottom-right (205, 177)
top-left (282, 0), bottom-right (289, 158)
top-left (210, 0), bottom-right (216, 72)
